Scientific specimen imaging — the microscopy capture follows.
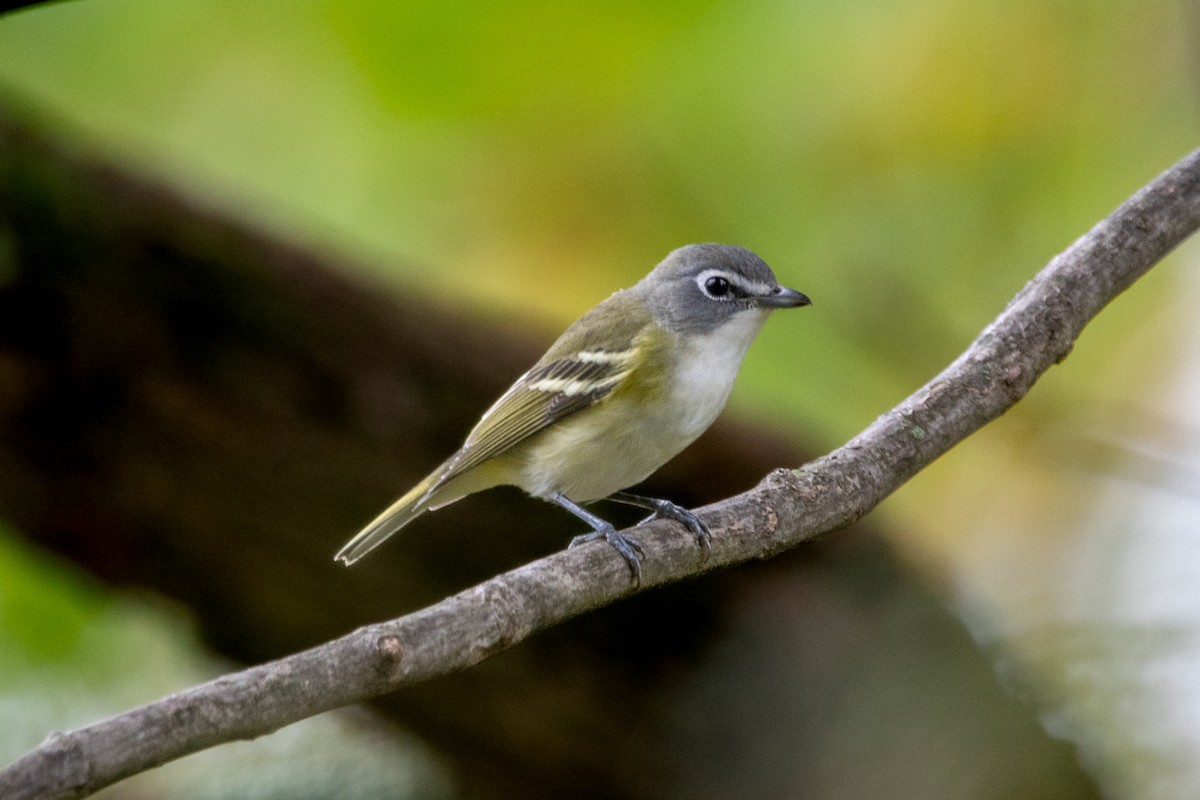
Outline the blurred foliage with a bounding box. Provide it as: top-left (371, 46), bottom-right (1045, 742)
top-left (0, 525), bottom-right (447, 798)
top-left (0, 0), bottom-right (1198, 797)
top-left (0, 0), bottom-right (1194, 439)
top-left (0, 525), bottom-right (100, 667)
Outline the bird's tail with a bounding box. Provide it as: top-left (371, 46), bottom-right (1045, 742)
top-left (335, 455), bottom-right (509, 565)
top-left (334, 472), bottom-right (441, 566)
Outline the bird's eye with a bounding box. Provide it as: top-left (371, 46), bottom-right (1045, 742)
top-left (704, 276), bottom-right (732, 298)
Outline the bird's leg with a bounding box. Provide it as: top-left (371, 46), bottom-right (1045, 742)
top-left (549, 493), bottom-right (644, 583)
top-left (607, 491), bottom-right (711, 550)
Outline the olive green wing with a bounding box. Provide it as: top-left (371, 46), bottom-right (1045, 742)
top-left (420, 293), bottom-right (654, 499)
top-left (335, 291), bottom-right (656, 565)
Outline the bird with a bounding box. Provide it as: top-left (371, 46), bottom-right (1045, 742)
top-left (335, 243), bottom-right (810, 581)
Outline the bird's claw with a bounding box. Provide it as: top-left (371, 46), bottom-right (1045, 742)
top-left (570, 526), bottom-right (645, 584)
top-left (635, 499), bottom-right (711, 550)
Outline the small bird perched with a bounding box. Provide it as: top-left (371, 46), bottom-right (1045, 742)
top-left (335, 243), bottom-right (810, 580)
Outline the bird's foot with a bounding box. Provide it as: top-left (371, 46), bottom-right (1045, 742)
top-left (614, 493), bottom-right (711, 550)
top-left (569, 526), bottom-right (645, 584)
top-left (549, 493), bottom-right (644, 584)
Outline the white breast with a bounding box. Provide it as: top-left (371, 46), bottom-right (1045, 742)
top-left (671, 309), bottom-right (771, 438)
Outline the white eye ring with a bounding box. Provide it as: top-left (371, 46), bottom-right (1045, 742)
top-left (695, 269), bottom-right (738, 300)
top-left (705, 275), bottom-right (732, 297)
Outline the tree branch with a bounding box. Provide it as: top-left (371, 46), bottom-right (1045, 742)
top-left (5, 147), bottom-right (1200, 799)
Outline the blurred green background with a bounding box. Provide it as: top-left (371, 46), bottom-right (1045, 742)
top-left (1, 0), bottom-right (1198, 797)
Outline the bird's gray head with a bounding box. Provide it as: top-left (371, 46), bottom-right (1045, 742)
top-left (634, 243), bottom-right (810, 335)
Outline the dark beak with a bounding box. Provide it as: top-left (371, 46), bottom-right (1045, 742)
top-left (757, 285), bottom-right (811, 309)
